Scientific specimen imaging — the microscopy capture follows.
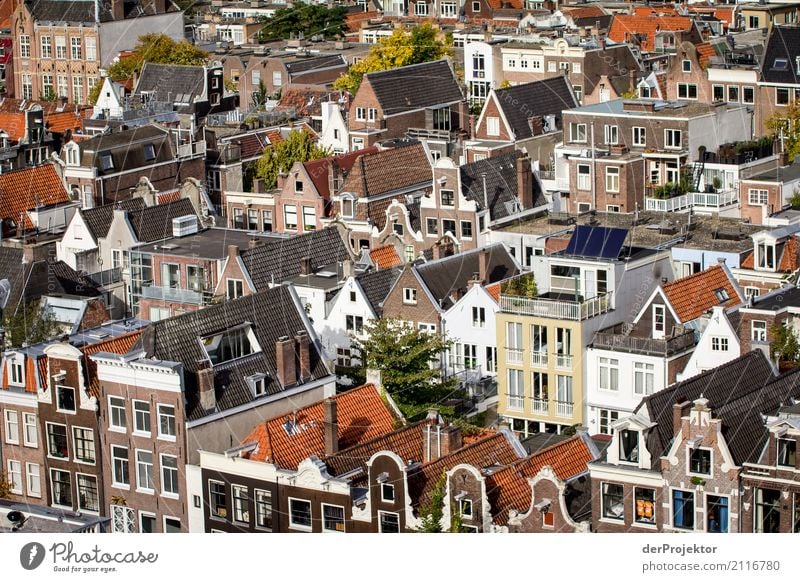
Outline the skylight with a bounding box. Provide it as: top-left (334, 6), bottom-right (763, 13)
top-left (200, 324), bottom-right (262, 365)
top-left (713, 288), bottom-right (730, 303)
top-left (773, 58), bottom-right (788, 71)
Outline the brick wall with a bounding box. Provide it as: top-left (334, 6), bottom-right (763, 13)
top-left (381, 267), bottom-right (440, 329)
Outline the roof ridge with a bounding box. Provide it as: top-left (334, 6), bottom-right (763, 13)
top-left (365, 58), bottom-right (450, 78)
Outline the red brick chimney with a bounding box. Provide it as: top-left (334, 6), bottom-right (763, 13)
top-left (299, 256), bottom-right (312, 275)
top-left (228, 244), bottom-right (239, 260)
top-left (324, 397), bottom-right (338, 455)
top-left (672, 400), bottom-right (691, 437)
top-left (517, 154), bottom-right (533, 209)
top-left (432, 243), bottom-right (443, 261)
top-left (197, 360), bottom-right (216, 412)
top-left (478, 248), bottom-right (490, 283)
top-left (295, 331), bottom-right (311, 381)
top-left (440, 425), bottom-right (462, 456)
top-left (276, 336), bottom-right (296, 387)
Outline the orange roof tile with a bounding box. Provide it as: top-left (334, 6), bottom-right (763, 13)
top-left (695, 42), bottom-right (716, 67)
top-left (487, 0), bottom-right (522, 9)
top-left (742, 251), bottom-right (754, 269)
top-left (157, 190), bottom-right (181, 204)
top-left (370, 245), bottom-right (402, 269)
top-left (562, 5), bottom-right (606, 19)
top-left (45, 110), bottom-right (87, 134)
top-left (661, 264), bottom-right (742, 322)
top-left (0, 112), bottom-right (27, 141)
top-left (608, 14), bottom-right (693, 52)
top-left (242, 383), bottom-right (396, 469)
top-left (485, 282), bottom-right (501, 303)
top-left (779, 236), bottom-right (799, 273)
top-left (0, 164), bottom-right (71, 230)
top-left (36, 357), bottom-right (48, 394)
top-left (80, 330), bottom-right (143, 398)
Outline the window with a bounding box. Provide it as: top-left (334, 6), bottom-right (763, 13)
top-left (289, 498), bottom-right (312, 529)
top-left (227, 279), bottom-right (244, 299)
top-left (140, 513), bottom-right (156, 533)
top-left (777, 87), bottom-right (790, 106)
top-left (77, 474), bottom-right (99, 512)
top-left (208, 481), bottom-right (227, 519)
top-left (302, 206), bottom-right (316, 231)
top-left (598, 409), bottom-right (618, 435)
top-left (426, 217), bottom-right (438, 236)
top-left (778, 438), bottom-right (796, 468)
top-left (133, 401), bottom-right (151, 434)
top-left (86, 37), bottom-right (96, 61)
top-left (755, 488), bottom-right (780, 533)
top-left (187, 265), bottom-right (206, 293)
top-left (341, 198), bottom-right (355, 218)
top-left (55, 36), bottom-right (66, 59)
top-left (19, 34), bottom-right (30, 58)
top-left (109, 396), bottom-right (126, 430)
top-left (323, 504), bottom-right (346, 532)
top-left (355, 107), bottom-right (366, 121)
top-left (652, 304), bottom-right (666, 338)
top-left (677, 83), bottom-right (698, 99)
top-left (262, 210), bottom-right (273, 232)
top-left (440, 189), bottom-right (455, 207)
top-left (689, 448), bottom-right (712, 475)
top-left (7, 460), bottom-right (21, 494)
top-left (486, 117), bottom-right (500, 137)
top-left (51, 469), bottom-right (72, 507)
top-left (255, 489), bottom-right (273, 529)
top-left (41, 35), bottom-right (52, 58)
top-left (632, 126), bottom-right (646, 147)
top-left (232, 485), bottom-right (249, 523)
top-left (472, 53), bottom-right (485, 76)
top-left (164, 517), bottom-right (181, 533)
top-left (634, 362), bottom-right (655, 395)
top-left (604, 124), bottom-right (618, 145)
top-left (56, 385), bottom-right (76, 412)
top-left (112, 249), bottom-right (129, 270)
top-left (472, 307), bottom-right (485, 328)
top-left (22, 413), bottom-right (37, 447)
top-left (136, 450), bottom-right (154, 491)
top-left (70, 37), bottom-right (82, 60)
top-left (9, 356), bottom-right (23, 386)
top-left (272, 71), bottom-right (282, 87)
top-left (472, 0), bottom-right (480, 10)
top-left (461, 220), bottom-right (473, 239)
top-left (751, 320), bottom-right (767, 342)
top-left (346, 315), bottom-right (364, 336)
top-left (712, 85), bottom-right (724, 101)
top-left (635, 488), bottom-right (656, 525)
top-left (4, 410), bottom-right (19, 444)
top-left (743, 86), bottom-right (755, 104)
top-left (711, 337), bottom-right (728, 351)
top-left (99, 152), bottom-right (114, 171)
top-left (381, 482), bottom-right (395, 502)
top-left (26, 463), bottom-right (41, 497)
top-left (745, 287), bottom-right (760, 300)
top-left (728, 85), bottom-right (739, 103)
top-left (749, 15), bottom-right (760, 28)
top-left (284, 205), bottom-right (298, 229)
top-left (706, 495), bottom-right (728, 533)
top-left (393, 223), bottom-right (404, 236)
top-left (682, 59), bottom-right (691, 72)
top-left (748, 189), bottom-right (769, 205)
top-left (143, 143), bottom-right (156, 161)
top-left (664, 129), bottom-right (682, 149)
top-left (601, 482), bottom-right (624, 520)
top-left (379, 511), bottom-right (400, 533)
top-left (72, 76), bottom-right (83, 104)
top-left (672, 489), bottom-right (694, 530)
top-left (403, 288), bottom-right (417, 305)
top-left (442, 219), bottom-right (456, 235)
top-left (570, 122), bottom-right (587, 143)
top-left (795, 493), bottom-right (800, 533)
top-left (572, 84), bottom-right (582, 103)
top-left (459, 498), bottom-right (473, 518)
top-left (72, 427), bottom-right (95, 463)
top-left (577, 164), bottom-right (591, 190)
top-left (111, 446), bottom-right (129, 486)
top-left (159, 454), bottom-right (179, 496)
top-left (599, 358), bottom-right (619, 391)
top-left (605, 167), bottom-right (620, 193)
top-left (555, 375), bottom-right (572, 414)
top-left (47, 423), bottom-right (68, 458)
top-left (619, 429), bottom-right (639, 463)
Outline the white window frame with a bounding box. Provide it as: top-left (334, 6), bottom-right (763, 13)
top-left (288, 497), bottom-right (313, 531)
top-left (751, 320), bottom-right (767, 342)
top-left (157, 404), bottom-right (176, 440)
top-left (227, 278), bottom-right (244, 300)
top-left (632, 126), bottom-right (646, 147)
top-left (76, 472), bottom-right (99, 513)
top-left (55, 385), bottom-right (77, 413)
top-left (322, 503), bottom-right (346, 532)
top-left (22, 412), bottom-right (37, 447)
top-left (135, 449), bottom-right (155, 493)
top-left (687, 446), bottom-right (714, 478)
top-left (378, 510), bottom-right (401, 533)
top-left (161, 454), bottom-right (179, 498)
top-left (403, 288), bottom-right (417, 305)
top-left (111, 445), bottom-right (129, 489)
top-left (634, 361), bottom-right (655, 396)
top-left (605, 166), bottom-right (620, 193)
top-left (4, 409), bottom-right (19, 444)
top-left (570, 122), bottom-right (587, 143)
top-left (108, 396), bottom-right (126, 431)
top-left (748, 189), bottom-right (769, 206)
top-left (577, 164), bottom-right (591, 190)
top-left (652, 304), bottom-right (666, 339)
top-left (72, 426), bottom-right (96, 465)
top-left (7, 459), bottom-right (22, 494)
top-left (132, 400), bottom-right (151, 435)
top-left (604, 124), bottom-right (618, 145)
top-left (26, 462), bottom-right (41, 497)
top-left (664, 129), bottom-right (682, 150)
top-left (598, 357), bottom-right (619, 391)
top-left (711, 336), bottom-right (729, 351)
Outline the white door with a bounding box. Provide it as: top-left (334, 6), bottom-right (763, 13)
top-left (584, 269), bottom-right (596, 299)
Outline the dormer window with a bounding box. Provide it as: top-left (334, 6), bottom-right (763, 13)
top-left (8, 354), bottom-right (24, 387)
top-left (689, 448), bottom-right (712, 476)
top-left (778, 438), bottom-right (796, 468)
top-left (66, 145), bottom-right (79, 166)
top-left (247, 374), bottom-right (268, 398)
top-left (756, 240), bottom-right (776, 270)
top-left (201, 324), bottom-right (262, 365)
top-left (143, 143), bottom-right (156, 161)
top-left (100, 152), bottom-right (114, 171)
top-left (619, 429), bottom-right (639, 463)
top-left (652, 304), bottom-right (665, 339)
top-left (713, 288), bottom-right (729, 303)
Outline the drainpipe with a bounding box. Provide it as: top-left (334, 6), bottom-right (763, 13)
top-left (591, 123), bottom-right (596, 211)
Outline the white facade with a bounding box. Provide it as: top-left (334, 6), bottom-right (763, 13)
top-left (464, 41), bottom-right (500, 105)
top-left (320, 101), bottom-right (349, 154)
top-left (317, 275), bottom-right (380, 367)
top-left (678, 306), bottom-right (741, 381)
top-left (442, 284), bottom-right (500, 380)
top-left (93, 77), bottom-right (126, 119)
top-left (56, 210), bottom-right (100, 271)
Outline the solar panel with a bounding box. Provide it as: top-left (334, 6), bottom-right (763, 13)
top-left (564, 225), bottom-right (629, 260)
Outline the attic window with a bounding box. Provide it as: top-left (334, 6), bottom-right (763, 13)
top-left (773, 58), bottom-right (788, 71)
top-left (143, 143), bottom-right (156, 161)
top-left (713, 288), bottom-right (729, 303)
top-left (201, 324), bottom-right (262, 365)
top-left (100, 152), bottom-right (114, 171)
top-left (247, 373), bottom-right (268, 397)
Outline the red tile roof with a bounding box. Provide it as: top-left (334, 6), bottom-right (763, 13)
top-left (242, 383), bottom-right (396, 469)
top-left (157, 190), bottom-right (181, 204)
top-left (780, 236), bottom-right (799, 272)
top-left (485, 282), bottom-right (501, 303)
top-left (562, 5), bottom-right (606, 19)
top-left (370, 245), bottom-right (402, 269)
top-left (661, 264), bottom-right (742, 322)
top-left (0, 164), bottom-right (71, 230)
top-left (695, 42), bottom-right (716, 67)
top-left (302, 146), bottom-right (380, 200)
top-left (0, 112), bottom-right (26, 142)
top-left (487, 0), bottom-right (522, 9)
top-left (608, 14), bottom-right (694, 52)
top-left (80, 330), bottom-right (143, 398)
top-left (46, 110), bottom-right (88, 135)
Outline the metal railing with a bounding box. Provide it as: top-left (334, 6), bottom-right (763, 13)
top-left (555, 400), bottom-right (574, 418)
top-left (140, 285), bottom-right (212, 305)
top-left (505, 347), bottom-right (524, 364)
top-left (531, 398), bottom-right (549, 414)
top-left (530, 351), bottom-right (548, 367)
top-left (506, 395), bottom-right (525, 410)
top-left (555, 354), bottom-right (573, 370)
top-left (86, 268), bottom-right (122, 286)
top-left (692, 189), bottom-right (738, 208)
top-left (645, 194), bottom-right (690, 212)
top-left (500, 293), bottom-right (612, 321)
top-left (177, 140), bottom-right (207, 158)
top-left (593, 324), bottom-right (696, 356)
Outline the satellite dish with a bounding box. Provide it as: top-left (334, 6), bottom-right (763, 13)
top-left (0, 279), bottom-right (11, 310)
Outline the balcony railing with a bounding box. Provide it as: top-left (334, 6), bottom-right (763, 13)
top-left (644, 190), bottom-right (738, 213)
top-left (177, 140), bottom-right (206, 158)
top-left (555, 354), bottom-right (573, 370)
top-left (506, 395), bottom-right (525, 411)
top-left (406, 127), bottom-right (456, 141)
top-left (531, 398), bottom-right (549, 414)
top-left (86, 267), bottom-right (122, 286)
top-left (500, 293), bottom-right (612, 321)
top-left (645, 194), bottom-right (690, 212)
top-left (140, 285), bottom-right (212, 305)
top-left (593, 324), bottom-right (696, 356)
top-left (555, 400), bottom-right (574, 418)
top-left (505, 347), bottom-right (524, 364)
top-left (530, 351), bottom-right (548, 367)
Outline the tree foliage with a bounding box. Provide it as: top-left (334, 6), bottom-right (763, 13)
top-left (253, 129), bottom-right (330, 190)
top-left (0, 471), bottom-right (11, 499)
top-left (107, 34), bottom-right (209, 81)
top-left (259, 4), bottom-right (348, 42)
top-left (351, 318), bottom-right (457, 420)
top-left (87, 81), bottom-right (103, 106)
top-left (333, 23), bottom-right (450, 94)
top-left (501, 273), bottom-right (538, 298)
top-left (772, 323), bottom-right (800, 368)
top-left (4, 300), bottom-right (61, 348)
top-left (767, 101), bottom-right (800, 164)
top-left (417, 473), bottom-right (446, 532)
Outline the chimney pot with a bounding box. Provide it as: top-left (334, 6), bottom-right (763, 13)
top-left (228, 244), bottom-right (239, 260)
top-left (300, 256), bottom-right (312, 275)
top-left (197, 360), bottom-right (216, 412)
top-left (295, 331), bottom-right (311, 381)
top-left (324, 397), bottom-right (338, 455)
top-left (276, 337), bottom-right (297, 387)
top-left (672, 400), bottom-right (691, 437)
top-left (478, 248), bottom-right (490, 283)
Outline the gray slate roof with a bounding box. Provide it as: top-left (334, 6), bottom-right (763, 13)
top-left (79, 125), bottom-right (174, 175)
top-left (26, 0), bottom-right (111, 23)
top-left (126, 198), bottom-right (197, 243)
top-left (492, 77), bottom-right (578, 140)
top-left (761, 25), bottom-right (800, 84)
top-left (363, 59), bottom-right (464, 116)
top-left (285, 54), bottom-right (347, 75)
top-left (134, 63), bottom-right (207, 102)
top-left (135, 286), bottom-right (330, 421)
top-left (81, 198), bottom-right (147, 241)
top-left (357, 267), bottom-right (401, 314)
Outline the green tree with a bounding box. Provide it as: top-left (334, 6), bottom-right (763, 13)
top-left (772, 323), bottom-right (800, 368)
top-left (3, 300), bottom-right (61, 348)
top-left (87, 80), bottom-right (103, 106)
top-left (789, 189), bottom-right (800, 207)
top-left (767, 100), bottom-right (800, 163)
top-left (351, 318), bottom-right (457, 420)
top-left (253, 129), bottom-right (330, 189)
top-left (333, 23), bottom-right (450, 94)
top-left (259, 4), bottom-right (348, 42)
top-left (417, 473), bottom-right (446, 532)
top-left (107, 34), bottom-right (209, 81)
top-left (0, 471), bottom-right (10, 499)
top-left (224, 79), bottom-right (239, 94)
top-left (501, 273), bottom-right (537, 298)
top-left (251, 80), bottom-right (269, 109)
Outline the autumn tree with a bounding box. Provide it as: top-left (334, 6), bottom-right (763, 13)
top-left (4, 300), bottom-right (61, 348)
top-left (106, 34), bottom-right (210, 83)
top-left (767, 101), bottom-right (800, 163)
top-left (253, 130), bottom-right (330, 190)
top-left (333, 23), bottom-right (450, 94)
top-left (259, 4), bottom-right (348, 41)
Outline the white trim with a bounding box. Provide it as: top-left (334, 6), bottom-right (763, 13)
top-left (321, 502), bottom-right (346, 532)
top-left (287, 496), bottom-right (313, 531)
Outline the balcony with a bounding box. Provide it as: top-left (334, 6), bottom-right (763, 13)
top-left (500, 292), bottom-right (612, 321)
top-left (141, 285), bottom-right (213, 305)
top-left (593, 324), bottom-right (696, 356)
top-left (531, 398), bottom-right (549, 414)
top-left (555, 354), bottom-right (573, 370)
top-left (406, 127), bottom-right (456, 141)
top-left (530, 351), bottom-right (548, 367)
top-left (555, 400), bottom-right (574, 418)
top-left (505, 348), bottom-right (524, 364)
top-left (177, 140), bottom-right (206, 159)
top-left (506, 394), bottom-right (525, 411)
top-left (645, 185), bottom-right (738, 213)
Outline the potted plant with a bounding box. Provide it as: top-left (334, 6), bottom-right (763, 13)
top-left (712, 176), bottom-right (722, 191)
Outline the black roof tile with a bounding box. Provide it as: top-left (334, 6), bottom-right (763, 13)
top-left (127, 198), bottom-right (197, 243)
top-left (492, 77), bottom-right (578, 140)
top-left (81, 198), bottom-right (147, 241)
top-left (760, 25), bottom-right (800, 84)
top-left (357, 267), bottom-right (401, 314)
top-left (363, 60), bottom-right (464, 116)
top-left (134, 63), bottom-right (207, 102)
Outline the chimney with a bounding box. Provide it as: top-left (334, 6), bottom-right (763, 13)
top-left (295, 331), bottom-right (311, 381)
top-left (248, 237), bottom-right (261, 249)
top-left (227, 244), bottom-right (239, 261)
top-left (432, 243), bottom-right (443, 261)
top-left (672, 400), bottom-right (691, 437)
top-left (629, 69), bottom-right (637, 93)
top-left (277, 172), bottom-right (287, 189)
top-left (276, 336), bottom-right (296, 387)
top-left (342, 259), bottom-right (354, 279)
top-left (527, 115), bottom-right (544, 136)
top-left (440, 425), bottom-right (462, 456)
top-left (299, 256), bottom-right (312, 275)
top-left (424, 423), bottom-right (444, 463)
top-left (478, 248), bottom-right (490, 283)
top-left (517, 154), bottom-right (533, 209)
top-left (197, 360), bottom-right (216, 412)
top-left (324, 397), bottom-right (338, 455)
